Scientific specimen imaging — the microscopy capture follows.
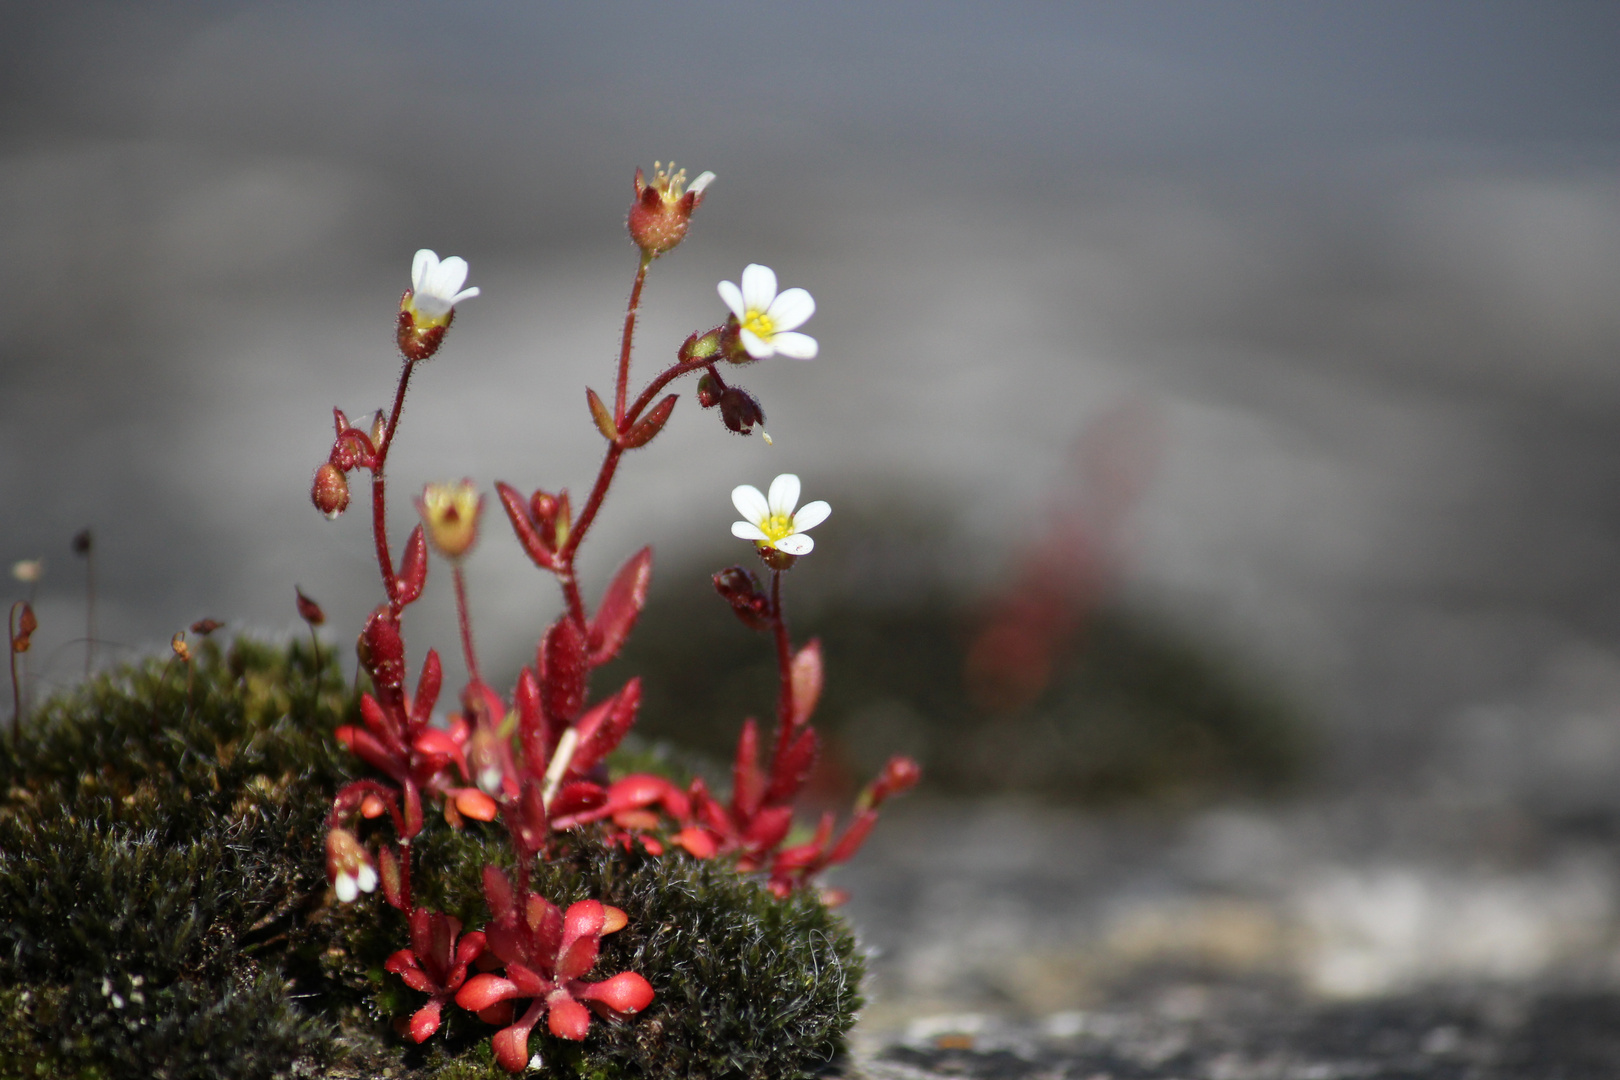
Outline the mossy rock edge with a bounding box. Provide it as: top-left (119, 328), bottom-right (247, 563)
top-left (0, 640), bottom-right (863, 1079)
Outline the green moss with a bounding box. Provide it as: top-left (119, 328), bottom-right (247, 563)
top-left (0, 640), bottom-right (865, 1079)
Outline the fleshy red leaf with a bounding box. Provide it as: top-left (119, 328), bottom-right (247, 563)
top-left (412, 649), bottom-right (442, 726)
top-left (378, 846), bottom-right (406, 911)
top-left (514, 666), bottom-right (550, 776)
top-left (620, 393), bottom-right (677, 449)
top-left (455, 974), bottom-right (522, 1012)
top-left (396, 524), bottom-right (427, 606)
top-left (548, 996), bottom-right (592, 1041)
top-left (788, 640), bottom-right (823, 728)
top-left (731, 718), bottom-right (763, 822)
top-left (577, 971), bottom-right (655, 1014)
top-left (409, 1000), bottom-right (443, 1044)
top-left (496, 481), bottom-right (555, 570)
top-left (741, 805), bottom-right (794, 852)
top-left (482, 865), bottom-right (515, 922)
top-left (823, 808), bottom-right (879, 866)
top-left (567, 679), bottom-right (640, 777)
top-left (587, 547), bottom-right (652, 666)
top-left (762, 726), bottom-right (819, 808)
top-left (540, 617), bottom-right (587, 725)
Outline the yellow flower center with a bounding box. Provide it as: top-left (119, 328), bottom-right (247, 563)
top-left (742, 308), bottom-right (776, 342)
top-left (759, 512), bottom-right (795, 543)
top-left (403, 293), bottom-right (453, 330)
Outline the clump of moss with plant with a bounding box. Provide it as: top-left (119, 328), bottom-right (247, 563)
top-left (3, 162), bottom-right (913, 1078)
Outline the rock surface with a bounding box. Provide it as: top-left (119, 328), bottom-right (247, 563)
top-left (833, 795), bottom-right (1620, 1078)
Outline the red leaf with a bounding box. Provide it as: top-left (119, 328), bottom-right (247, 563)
top-left (514, 666), bottom-right (549, 776)
top-left (549, 997), bottom-right (592, 1041)
top-left (408, 1000), bottom-right (442, 1043)
top-left (578, 971), bottom-right (654, 1015)
top-left (455, 974), bottom-right (521, 1013)
top-left (762, 726), bottom-right (819, 808)
top-left (587, 547), bottom-right (652, 666)
top-left (396, 525), bottom-right (427, 606)
top-left (335, 724), bottom-right (403, 780)
top-left (496, 481), bottom-right (555, 570)
top-left (360, 607), bottom-right (406, 703)
top-left (378, 845), bottom-right (406, 910)
top-left (620, 393), bottom-right (677, 449)
top-left (674, 827), bottom-right (717, 858)
top-left (359, 693), bottom-right (404, 753)
top-left (548, 780), bottom-right (607, 821)
top-left (540, 618), bottom-right (587, 725)
top-left (556, 934), bottom-right (599, 983)
top-left (482, 865), bottom-right (515, 922)
top-left (412, 649), bottom-right (442, 727)
top-left (788, 640), bottom-right (823, 728)
top-left (730, 719), bottom-right (763, 822)
top-left (567, 679), bottom-right (640, 776)
top-left (824, 808), bottom-right (879, 866)
top-left (741, 805), bottom-right (794, 852)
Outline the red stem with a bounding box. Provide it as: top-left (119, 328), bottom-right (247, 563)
top-left (9, 603), bottom-right (22, 750)
top-left (373, 359), bottom-right (418, 610)
top-left (452, 563), bottom-right (484, 688)
top-left (614, 255), bottom-right (652, 425)
top-left (771, 570), bottom-right (795, 764)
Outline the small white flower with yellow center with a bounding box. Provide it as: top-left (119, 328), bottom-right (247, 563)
top-left (405, 249), bottom-right (480, 329)
top-left (718, 264), bottom-right (817, 360)
top-left (731, 473), bottom-right (830, 556)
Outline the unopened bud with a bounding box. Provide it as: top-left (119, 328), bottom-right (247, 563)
top-left (171, 632), bottom-right (190, 662)
top-left (867, 755), bottom-right (922, 807)
top-left (11, 602), bottom-right (37, 653)
top-left (718, 387), bottom-right (766, 436)
top-left (713, 566), bottom-right (772, 631)
top-left (295, 587), bottom-right (326, 627)
top-left (696, 371), bottom-right (723, 409)
top-left (325, 826), bottom-right (378, 903)
top-left (681, 327), bottom-right (724, 363)
top-left (532, 489), bottom-right (572, 551)
top-left (312, 462), bottom-right (350, 519)
top-left (190, 619), bottom-right (223, 636)
top-left (417, 480), bottom-right (484, 560)
top-left (627, 162), bottom-right (714, 257)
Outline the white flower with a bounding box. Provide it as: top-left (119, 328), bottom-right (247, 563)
top-left (718, 264), bottom-right (817, 360)
top-left (333, 862), bottom-right (377, 903)
top-left (407, 249), bottom-right (480, 326)
top-left (731, 473), bottom-right (830, 556)
top-left (11, 559), bottom-right (42, 584)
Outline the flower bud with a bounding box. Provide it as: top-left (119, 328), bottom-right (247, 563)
top-left (417, 481), bottom-right (484, 560)
top-left (312, 462), bottom-right (350, 519)
top-left (696, 371), bottom-right (723, 409)
top-left (325, 826), bottom-right (378, 903)
top-left (627, 162), bottom-right (713, 257)
top-left (718, 387), bottom-right (766, 437)
top-left (869, 755), bottom-right (922, 805)
top-left (295, 587), bottom-right (326, 627)
top-left (680, 327), bottom-right (724, 363)
top-left (713, 566), bottom-right (771, 631)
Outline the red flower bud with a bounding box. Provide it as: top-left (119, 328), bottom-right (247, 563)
top-left (718, 387), bottom-right (766, 437)
top-left (311, 462), bottom-right (350, 519)
top-left (713, 566), bottom-right (772, 631)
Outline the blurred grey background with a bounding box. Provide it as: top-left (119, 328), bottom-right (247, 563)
top-left (7, 1), bottom-right (1620, 801)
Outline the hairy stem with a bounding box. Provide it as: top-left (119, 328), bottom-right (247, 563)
top-left (452, 563), bottom-right (484, 688)
top-left (8, 603), bottom-right (21, 750)
top-left (771, 569), bottom-right (795, 764)
top-left (373, 359), bottom-right (418, 609)
top-left (614, 254), bottom-right (652, 425)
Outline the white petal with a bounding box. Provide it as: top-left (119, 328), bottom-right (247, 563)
top-left (775, 533), bottom-right (814, 555)
top-left (766, 287), bottom-right (815, 332)
top-left (412, 249), bottom-right (438, 292)
top-left (451, 286), bottom-right (481, 306)
top-left (731, 484), bottom-right (769, 522)
top-left (740, 263), bottom-right (778, 312)
top-left (732, 521), bottom-right (769, 541)
top-left (768, 473), bottom-right (801, 516)
top-left (791, 500), bottom-right (830, 532)
top-left (356, 863), bottom-right (378, 893)
top-left (432, 255), bottom-right (470, 299)
top-left (717, 279), bottom-right (746, 321)
top-left (738, 328), bottom-right (774, 359)
top-left (688, 171), bottom-right (716, 195)
top-left (334, 873), bottom-right (358, 903)
top-left (771, 332), bottom-right (818, 360)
